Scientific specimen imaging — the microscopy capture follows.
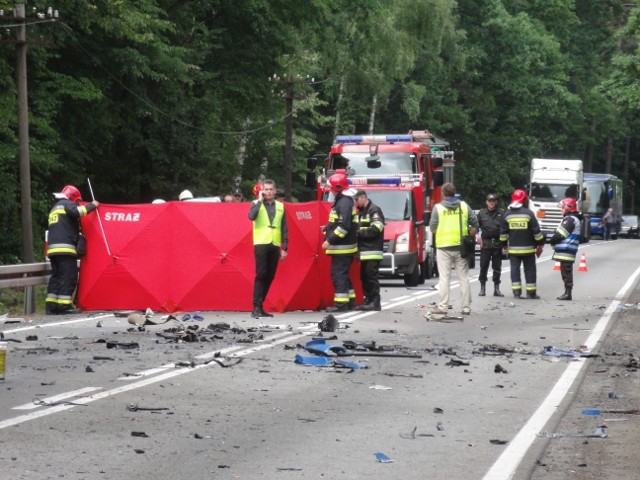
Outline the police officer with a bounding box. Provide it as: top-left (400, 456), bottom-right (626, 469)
top-left (46, 185), bottom-right (99, 315)
top-left (354, 190), bottom-right (385, 311)
top-left (322, 173), bottom-right (357, 312)
top-left (549, 198), bottom-right (581, 301)
top-left (477, 193), bottom-right (505, 297)
top-left (248, 179), bottom-right (288, 319)
top-left (500, 190), bottom-right (544, 299)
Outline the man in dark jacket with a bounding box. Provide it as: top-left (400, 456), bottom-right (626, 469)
top-left (322, 173), bottom-right (357, 312)
top-left (500, 189), bottom-right (544, 299)
top-left (354, 190), bottom-right (385, 311)
top-left (46, 185), bottom-right (99, 315)
top-left (549, 197), bottom-right (581, 301)
top-left (477, 193), bottom-right (505, 297)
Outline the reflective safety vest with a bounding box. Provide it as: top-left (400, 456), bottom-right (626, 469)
top-left (325, 194), bottom-right (357, 255)
top-left (252, 201), bottom-right (284, 246)
top-left (356, 200), bottom-right (385, 261)
top-left (434, 202), bottom-right (469, 248)
top-left (552, 214), bottom-right (580, 262)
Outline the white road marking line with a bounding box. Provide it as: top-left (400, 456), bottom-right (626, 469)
top-left (482, 262), bottom-right (640, 480)
top-left (0, 329), bottom-right (317, 431)
top-left (13, 387), bottom-right (103, 410)
top-left (2, 314), bottom-right (114, 334)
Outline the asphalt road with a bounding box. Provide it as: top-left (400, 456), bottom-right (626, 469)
top-left (1, 239), bottom-right (639, 480)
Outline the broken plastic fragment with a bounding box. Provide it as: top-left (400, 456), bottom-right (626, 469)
top-left (304, 339), bottom-right (347, 356)
top-left (581, 409), bottom-right (601, 416)
top-left (374, 452), bottom-right (394, 463)
top-left (294, 354), bottom-right (333, 366)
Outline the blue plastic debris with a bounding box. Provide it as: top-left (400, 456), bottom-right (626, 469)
top-left (581, 409), bottom-right (601, 416)
top-left (374, 452), bottom-right (394, 463)
top-left (294, 354), bottom-right (333, 366)
top-left (305, 339), bottom-right (347, 356)
top-left (335, 359), bottom-right (367, 370)
top-left (192, 314), bottom-right (204, 321)
top-left (543, 346), bottom-right (597, 358)
top-left (181, 313), bottom-right (192, 321)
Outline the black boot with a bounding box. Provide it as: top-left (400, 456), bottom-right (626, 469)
top-left (251, 307), bottom-right (262, 319)
top-left (359, 297), bottom-right (381, 311)
top-left (479, 283), bottom-right (486, 297)
top-left (513, 289), bottom-right (522, 299)
top-left (493, 284), bottom-right (504, 297)
top-left (557, 287), bottom-right (572, 301)
top-left (326, 303), bottom-right (349, 313)
top-left (348, 298), bottom-right (356, 310)
top-left (526, 290), bottom-right (540, 299)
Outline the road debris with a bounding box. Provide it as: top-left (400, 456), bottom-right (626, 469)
top-left (374, 452), bottom-right (394, 463)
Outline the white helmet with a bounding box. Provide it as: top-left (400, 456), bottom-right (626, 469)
top-left (151, 199), bottom-right (166, 204)
top-left (179, 189), bottom-right (193, 201)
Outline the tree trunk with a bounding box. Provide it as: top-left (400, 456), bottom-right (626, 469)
top-left (234, 118), bottom-right (250, 186)
top-left (333, 76), bottom-right (345, 139)
top-left (368, 94), bottom-right (377, 134)
top-left (606, 136), bottom-right (613, 173)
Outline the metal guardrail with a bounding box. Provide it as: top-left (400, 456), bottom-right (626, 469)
top-left (0, 262), bottom-right (51, 314)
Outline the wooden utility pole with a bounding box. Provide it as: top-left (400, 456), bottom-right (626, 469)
top-left (270, 73), bottom-right (313, 201)
top-left (16, 3), bottom-right (34, 265)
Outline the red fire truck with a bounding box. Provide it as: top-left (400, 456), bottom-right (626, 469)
top-left (311, 131), bottom-right (454, 286)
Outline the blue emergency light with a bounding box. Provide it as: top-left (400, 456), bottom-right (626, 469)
top-left (335, 134), bottom-right (412, 144)
top-left (347, 177), bottom-right (402, 186)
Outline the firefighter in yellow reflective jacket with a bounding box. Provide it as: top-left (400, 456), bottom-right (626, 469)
top-left (500, 189), bottom-right (545, 299)
top-left (248, 179), bottom-right (288, 319)
top-left (354, 190), bottom-right (385, 311)
top-left (46, 185), bottom-right (99, 315)
top-left (322, 173), bottom-right (357, 312)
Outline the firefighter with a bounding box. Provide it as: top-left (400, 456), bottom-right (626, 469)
top-left (477, 193), bottom-right (505, 297)
top-left (500, 189), bottom-right (545, 299)
top-left (322, 173), bottom-right (357, 312)
top-left (45, 185), bottom-right (99, 315)
top-left (353, 190), bottom-right (385, 311)
top-left (248, 179), bottom-right (288, 319)
top-left (549, 197), bottom-right (582, 301)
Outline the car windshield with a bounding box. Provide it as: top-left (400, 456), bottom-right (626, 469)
top-left (530, 183), bottom-right (579, 202)
top-left (330, 152), bottom-right (416, 175)
top-left (326, 190), bottom-right (412, 221)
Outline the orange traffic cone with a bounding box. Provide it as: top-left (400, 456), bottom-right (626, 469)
top-left (577, 253), bottom-right (588, 272)
top-left (553, 261), bottom-right (561, 271)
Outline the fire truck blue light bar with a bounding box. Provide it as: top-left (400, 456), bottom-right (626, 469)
top-left (348, 177), bottom-right (402, 186)
top-left (335, 135), bottom-right (413, 144)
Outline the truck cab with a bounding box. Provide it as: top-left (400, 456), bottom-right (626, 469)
top-left (311, 131), bottom-right (453, 285)
top-left (528, 158), bottom-right (589, 242)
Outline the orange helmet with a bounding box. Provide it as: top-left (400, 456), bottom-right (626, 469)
top-left (510, 189), bottom-right (528, 208)
top-left (560, 197), bottom-right (578, 213)
top-left (328, 173), bottom-right (349, 195)
top-left (252, 182), bottom-right (263, 197)
top-left (55, 185), bottom-right (82, 202)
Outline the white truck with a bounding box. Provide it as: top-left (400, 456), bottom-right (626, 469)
top-left (528, 158), bottom-right (588, 242)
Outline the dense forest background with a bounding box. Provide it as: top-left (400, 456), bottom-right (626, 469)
top-left (1, 0), bottom-right (639, 264)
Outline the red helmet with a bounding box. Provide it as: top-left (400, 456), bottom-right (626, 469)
top-left (560, 197), bottom-right (578, 213)
top-left (510, 189), bottom-right (528, 207)
top-left (58, 185), bottom-right (82, 202)
top-left (252, 182), bottom-right (263, 197)
top-left (328, 173), bottom-right (349, 195)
